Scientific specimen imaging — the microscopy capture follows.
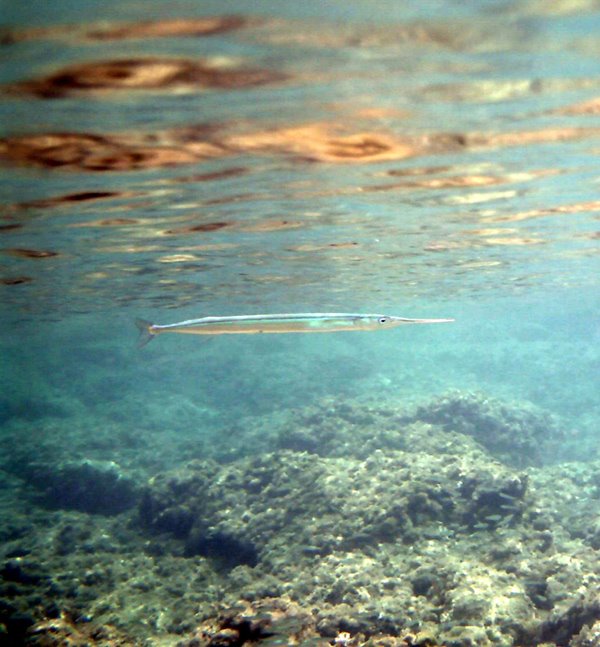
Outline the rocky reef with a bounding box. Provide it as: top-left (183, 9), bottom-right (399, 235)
top-left (407, 391), bottom-right (568, 468)
top-left (137, 444), bottom-right (600, 646)
top-left (0, 390), bottom-right (598, 646)
top-left (139, 447), bottom-right (527, 565)
top-left (272, 391), bottom-right (570, 468)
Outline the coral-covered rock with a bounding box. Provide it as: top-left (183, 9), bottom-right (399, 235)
top-left (408, 391), bottom-right (566, 467)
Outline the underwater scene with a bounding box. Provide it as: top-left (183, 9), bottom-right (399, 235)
top-left (1, 1), bottom-right (600, 645)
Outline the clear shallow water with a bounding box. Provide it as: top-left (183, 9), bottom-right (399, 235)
top-left (1, 0), bottom-right (598, 427)
top-left (1, 1), bottom-right (600, 645)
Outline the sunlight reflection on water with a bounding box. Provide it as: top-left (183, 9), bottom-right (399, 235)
top-left (0, 1), bottom-right (599, 315)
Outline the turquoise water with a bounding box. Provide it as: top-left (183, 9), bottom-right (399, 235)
top-left (1, 1), bottom-right (600, 645)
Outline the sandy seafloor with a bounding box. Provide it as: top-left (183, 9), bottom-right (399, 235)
top-left (1, 0), bottom-right (600, 645)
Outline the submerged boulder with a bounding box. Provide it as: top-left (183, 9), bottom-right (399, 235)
top-left (407, 391), bottom-right (567, 467)
top-left (254, 390), bottom-right (570, 469)
top-left (26, 458), bottom-right (139, 515)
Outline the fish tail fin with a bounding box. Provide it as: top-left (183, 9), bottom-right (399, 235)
top-left (135, 318), bottom-right (156, 347)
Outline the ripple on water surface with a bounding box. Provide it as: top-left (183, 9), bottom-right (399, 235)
top-left (0, 8), bottom-right (598, 312)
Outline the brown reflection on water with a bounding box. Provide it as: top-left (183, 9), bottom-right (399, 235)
top-left (289, 242), bottom-right (359, 252)
top-left (481, 236), bottom-right (544, 246)
top-left (557, 97), bottom-right (600, 115)
top-left (0, 132), bottom-right (224, 172)
top-left (163, 222), bottom-right (232, 235)
top-left (492, 200), bottom-right (600, 223)
top-left (2, 121), bottom-right (598, 174)
top-left (2, 248), bottom-right (59, 258)
top-left (424, 234), bottom-right (543, 252)
top-left (240, 219), bottom-right (303, 233)
top-left (18, 190), bottom-right (131, 210)
top-left (161, 219), bottom-right (303, 236)
top-left (71, 218), bottom-right (140, 227)
top-left (385, 165), bottom-right (451, 177)
top-left (0, 224), bottom-right (22, 233)
top-left (462, 228), bottom-right (545, 246)
top-left (7, 57), bottom-right (287, 99)
top-left (225, 124), bottom-right (416, 163)
top-left (0, 275), bottom-right (32, 285)
top-left (223, 123), bottom-right (600, 164)
top-left (86, 16), bottom-right (253, 41)
top-left (204, 193), bottom-right (257, 206)
top-left (172, 167), bottom-right (249, 184)
top-left (1, 16), bottom-right (255, 45)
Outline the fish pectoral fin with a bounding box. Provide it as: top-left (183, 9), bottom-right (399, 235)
top-left (135, 318), bottom-right (156, 347)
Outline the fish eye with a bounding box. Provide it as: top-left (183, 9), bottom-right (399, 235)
top-left (378, 316), bottom-right (389, 324)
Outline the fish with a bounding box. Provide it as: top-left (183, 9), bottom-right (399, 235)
top-left (135, 312), bottom-right (453, 346)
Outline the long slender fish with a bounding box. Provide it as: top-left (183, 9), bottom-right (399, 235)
top-left (135, 312), bottom-right (453, 346)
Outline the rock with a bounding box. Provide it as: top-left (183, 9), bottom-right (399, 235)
top-left (571, 619), bottom-right (600, 646)
top-left (0, 560), bottom-right (47, 586)
top-left (139, 449), bottom-right (529, 562)
top-left (535, 594), bottom-right (600, 645)
top-left (26, 459), bottom-right (139, 515)
top-left (408, 391), bottom-right (566, 467)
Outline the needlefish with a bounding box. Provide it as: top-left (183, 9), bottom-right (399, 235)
top-left (135, 312), bottom-right (453, 346)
